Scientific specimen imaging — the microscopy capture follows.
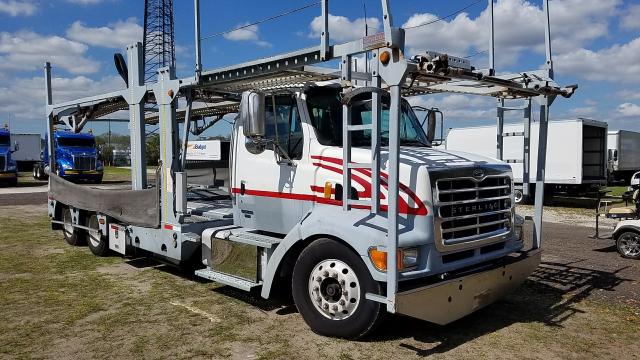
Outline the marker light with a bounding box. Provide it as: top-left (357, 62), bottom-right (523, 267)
top-left (324, 181), bottom-right (332, 199)
top-left (379, 51), bottom-right (391, 65)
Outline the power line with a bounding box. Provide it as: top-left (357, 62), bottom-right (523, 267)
top-left (403, 0), bottom-right (483, 30)
top-left (201, 1), bottom-right (320, 41)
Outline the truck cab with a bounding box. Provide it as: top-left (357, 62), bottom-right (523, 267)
top-left (232, 85), bottom-right (521, 280)
top-left (42, 130), bottom-right (103, 183)
top-left (0, 126), bottom-right (18, 186)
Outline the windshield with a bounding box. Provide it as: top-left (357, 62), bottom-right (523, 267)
top-left (57, 137), bottom-right (95, 148)
top-left (0, 135), bottom-right (9, 146)
top-left (306, 87), bottom-right (429, 147)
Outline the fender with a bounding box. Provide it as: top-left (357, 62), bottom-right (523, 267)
top-left (260, 205), bottom-right (407, 299)
top-left (613, 221), bottom-right (640, 239)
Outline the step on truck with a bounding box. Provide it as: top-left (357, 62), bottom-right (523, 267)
top-left (34, 130), bottom-right (103, 183)
top-left (43, 0), bottom-right (577, 338)
top-left (0, 124), bottom-right (19, 186)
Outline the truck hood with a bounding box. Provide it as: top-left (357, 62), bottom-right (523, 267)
top-left (57, 147), bottom-right (97, 157)
top-left (315, 146), bottom-right (506, 170)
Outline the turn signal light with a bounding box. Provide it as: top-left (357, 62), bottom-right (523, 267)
top-left (379, 50), bottom-right (391, 65)
top-left (368, 248), bottom-right (403, 272)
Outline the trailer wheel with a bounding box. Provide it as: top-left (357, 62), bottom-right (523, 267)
top-left (616, 231), bottom-right (640, 260)
top-left (62, 208), bottom-right (84, 246)
top-left (86, 214), bottom-right (109, 256)
top-left (292, 238), bottom-right (383, 339)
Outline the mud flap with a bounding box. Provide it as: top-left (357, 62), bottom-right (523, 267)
top-left (395, 250), bottom-right (541, 325)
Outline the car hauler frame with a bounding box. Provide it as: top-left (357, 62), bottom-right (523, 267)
top-left (44, 0), bottom-right (576, 338)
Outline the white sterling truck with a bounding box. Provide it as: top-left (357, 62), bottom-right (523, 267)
top-left (43, 0), bottom-right (576, 339)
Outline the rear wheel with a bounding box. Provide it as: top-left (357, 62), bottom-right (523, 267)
top-left (86, 214), bottom-right (108, 256)
top-left (616, 231), bottom-right (640, 260)
top-left (292, 238), bottom-right (383, 339)
top-left (62, 207), bottom-right (84, 246)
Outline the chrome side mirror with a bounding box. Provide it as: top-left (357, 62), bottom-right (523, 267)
top-left (241, 91), bottom-right (266, 138)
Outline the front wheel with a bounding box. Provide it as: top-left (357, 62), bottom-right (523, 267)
top-left (292, 238), bottom-right (383, 339)
top-left (616, 231), bottom-right (640, 260)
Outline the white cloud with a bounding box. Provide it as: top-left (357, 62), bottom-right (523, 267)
top-left (621, 4), bottom-right (640, 30)
top-left (66, 18), bottom-right (143, 49)
top-left (0, 31), bottom-right (99, 74)
top-left (618, 103), bottom-right (640, 117)
top-left (554, 37), bottom-right (640, 83)
top-left (408, 94), bottom-right (495, 121)
top-left (309, 14), bottom-right (380, 42)
top-left (0, 0), bottom-right (36, 16)
top-left (569, 106), bottom-right (597, 116)
top-left (617, 90), bottom-right (640, 101)
top-left (401, 0), bottom-right (620, 67)
top-left (223, 24), bottom-right (271, 47)
top-left (0, 75), bottom-right (123, 122)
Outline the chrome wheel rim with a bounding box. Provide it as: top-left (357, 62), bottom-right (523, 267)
top-left (308, 259), bottom-right (360, 320)
top-left (619, 233), bottom-right (640, 257)
top-left (87, 216), bottom-right (101, 247)
top-left (63, 210), bottom-right (74, 238)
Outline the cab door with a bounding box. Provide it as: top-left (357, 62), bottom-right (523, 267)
top-left (232, 94), bottom-right (312, 234)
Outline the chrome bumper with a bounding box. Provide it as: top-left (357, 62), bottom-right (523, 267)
top-left (395, 250), bottom-right (541, 325)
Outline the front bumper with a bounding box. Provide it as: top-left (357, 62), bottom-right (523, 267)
top-left (59, 170), bottom-right (103, 179)
top-left (395, 249), bottom-right (540, 325)
top-left (0, 172), bottom-right (17, 179)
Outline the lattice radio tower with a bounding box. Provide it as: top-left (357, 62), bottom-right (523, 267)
top-left (143, 0), bottom-right (176, 84)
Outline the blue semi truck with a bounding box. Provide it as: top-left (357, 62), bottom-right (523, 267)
top-left (33, 130), bottom-right (103, 183)
top-left (0, 125), bottom-right (19, 186)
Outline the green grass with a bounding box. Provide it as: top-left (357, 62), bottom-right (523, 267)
top-left (607, 186), bottom-right (629, 197)
top-left (1, 206), bottom-right (638, 359)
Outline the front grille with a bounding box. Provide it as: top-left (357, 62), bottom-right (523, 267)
top-left (436, 176), bottom-right (512, 245)
top-left (73, 156), bottom-right (96, 171)
top-left (0, 155), bottom-right (5, 171)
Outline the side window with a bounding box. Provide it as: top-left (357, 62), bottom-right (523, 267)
top-left (264, 95), bottom-right (304, 160)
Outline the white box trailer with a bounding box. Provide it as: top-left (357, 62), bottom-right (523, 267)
top-left (445, 119), bottom-right (607, 202)
top-left (607, 130), bottom-right (640, 183)
top-left (11, 133), bottom-right (41, 169)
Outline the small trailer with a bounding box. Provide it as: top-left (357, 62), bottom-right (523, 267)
top-left (42, 0), bottom-right (576, 338)
top-left (445, 119), bottom-right (607, 203)
top-left (608, 130), bottom-right (640, 183)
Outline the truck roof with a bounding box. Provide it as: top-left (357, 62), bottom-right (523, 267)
top-left (448, 118), bottom-right (607, 132)
top-left (54, 130), bottom-right (95, 140)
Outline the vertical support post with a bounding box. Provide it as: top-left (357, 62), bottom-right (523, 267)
top-left (522, 98), bottom-right (532, 197)
top-left (320, 0), bottom-right (329, 61)
top-left (386, 84), bottom-right (401, 313)
top-left (180, 92), bottom-right (193, 171)
top-left (543, 0), bottom-right (554, 79)
top-left (127, 43), bottom-right (147, 190)
top-left (488, 0), bottom-right (495, 76)
top-left (533, 96), bottom-right (550, 250)
top-left (496, 98), bottom-right (504, 160)
top-left (194, 0), bottom-right (202, 82)
top-left (154, 66), bottom-right (180, 225)
top-left (380, 0), bottom-right (394, 47)
top-left (341, 55), bottom-right (352, 211)
top-left (370, 50), bottom-right (381, 214)
top-left (44, 62), bottom-right (55, 177)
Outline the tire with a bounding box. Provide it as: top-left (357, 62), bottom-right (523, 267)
top-left (86, 214), bottom-right (109, 256)
top-left (32, 167), bottom-right (37, 180)
top-left (616, 231), bottom-right (640, 260)
top-left (292, 238), bottom-right (383, 339)
top-left (514, 189), bottom-right (524, 204)
top-left (62, 207), bottom-right (84, 246)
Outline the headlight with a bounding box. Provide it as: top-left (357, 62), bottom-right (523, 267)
top-left (61, 162), bottom-right (72, 169)
top-left (7, 165), bottom-right (16, 171)
top-left (368, 247), bottom-right (419, 272)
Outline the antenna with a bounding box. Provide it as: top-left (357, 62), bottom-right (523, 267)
top-left (143, 0), bottom-right (176, 84)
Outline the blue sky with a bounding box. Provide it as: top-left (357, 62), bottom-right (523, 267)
top-left (0, 0), bottom-right (638, 138)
